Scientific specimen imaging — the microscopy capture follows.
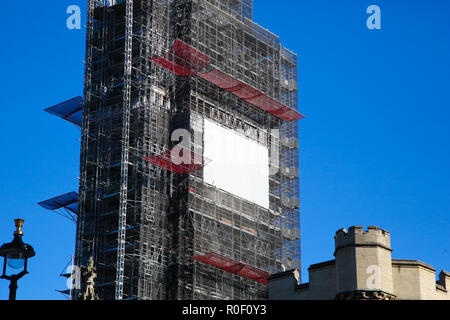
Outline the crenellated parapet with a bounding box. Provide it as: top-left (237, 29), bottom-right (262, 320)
top-left (335, 226), bottom-right (391, 255)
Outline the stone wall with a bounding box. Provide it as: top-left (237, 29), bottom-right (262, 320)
top-left (268, 226), bottom-right (449, 300)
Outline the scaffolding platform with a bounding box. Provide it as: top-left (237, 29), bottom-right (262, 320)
top-left (193, 252), bottom-right (271, 284)
top-left (149, 39), bottom-right (305, 121)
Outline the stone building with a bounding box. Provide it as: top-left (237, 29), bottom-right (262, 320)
top-left (268, 226), bottom-right (450, 300)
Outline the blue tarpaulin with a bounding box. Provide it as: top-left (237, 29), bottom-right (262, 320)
top-left (44, 96), bottom-right (83, 127)
top-left (38, 192), bottom-right (79, 214)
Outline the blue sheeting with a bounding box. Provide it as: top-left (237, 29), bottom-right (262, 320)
top-left (38, 192), bottom-right (79, 214)
top-left (44, 96), bottom-right (83, 127)
top-left (65, 201), bottom-right (79, 214)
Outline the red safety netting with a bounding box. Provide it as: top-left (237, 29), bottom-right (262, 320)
top-left (197, 69), bottom-right (304, 120)
top-left (170, 39), bottom-right (210, 72)
top-left (149, 39), bottom-right (210, 76)
top-left (197, 68), bottom-right (242, 90)
top-left (192, 252), bottom-right (271, 285)
top-left (148, 56), bottom-right (194, 76)
top-left (148, 39), bottom-right (305, 122)
top-left (142, 148), bottom-right (209, 174)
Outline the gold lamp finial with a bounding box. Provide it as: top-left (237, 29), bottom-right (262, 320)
top-left (14, 219), bottom-right (24, 236)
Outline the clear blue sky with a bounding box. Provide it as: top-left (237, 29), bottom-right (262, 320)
top-left (0, 0), bottom-right (448, 300)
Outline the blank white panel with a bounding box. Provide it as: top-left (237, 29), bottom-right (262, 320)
top-left (203, 119), bottom-right (269, 209)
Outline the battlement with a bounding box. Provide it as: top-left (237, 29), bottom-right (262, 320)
top-left (335, 226), bottom-right (391, 253)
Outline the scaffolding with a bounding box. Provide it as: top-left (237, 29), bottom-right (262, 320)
top-left (43, 0), bottom-right (302, 300)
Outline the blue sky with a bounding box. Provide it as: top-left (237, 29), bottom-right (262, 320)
top-left (0, 0), bottom-right (448, 299)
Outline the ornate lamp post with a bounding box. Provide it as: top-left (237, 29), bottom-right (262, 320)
top-left (0, 219), bottom-right (35, 300)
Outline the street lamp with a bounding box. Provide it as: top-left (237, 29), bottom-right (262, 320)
top-left (0, 219), bottom-right (35, 300)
